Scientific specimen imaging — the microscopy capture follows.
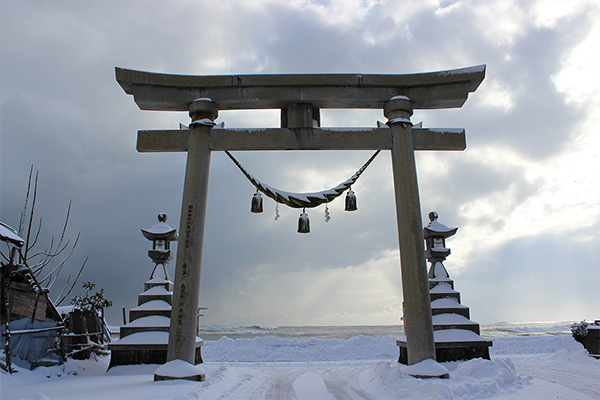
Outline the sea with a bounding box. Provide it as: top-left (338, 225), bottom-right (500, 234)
top-left (190, 321), bottom-right (574, 341)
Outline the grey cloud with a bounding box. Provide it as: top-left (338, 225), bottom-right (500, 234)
top-left (1, 1), bottom-right (597, 325)
top-left (456, 223), bottom-right (600, 323)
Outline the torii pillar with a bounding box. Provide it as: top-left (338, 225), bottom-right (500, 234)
top-left (116, 65), bottom-right (486, 367)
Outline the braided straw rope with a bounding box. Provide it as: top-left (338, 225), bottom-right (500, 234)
top-left (225, 150), bottom-right (381, 209)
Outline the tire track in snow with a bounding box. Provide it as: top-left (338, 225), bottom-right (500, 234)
top-left (518, 366), bottom-right (600, 398)
top-left (322, 369), bottom-right (376, 400)
top-left (250, 369), bottom-right (307, 400)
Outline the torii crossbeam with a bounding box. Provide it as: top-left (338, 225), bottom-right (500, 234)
top-left (116, 65), bottom-right (485, 368)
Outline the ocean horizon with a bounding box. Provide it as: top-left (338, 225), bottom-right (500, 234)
top-left (110, 321), bottom-right (575, 341)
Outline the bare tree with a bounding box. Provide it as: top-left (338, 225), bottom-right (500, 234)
top-left (1, 166), bottom-right (88, 305)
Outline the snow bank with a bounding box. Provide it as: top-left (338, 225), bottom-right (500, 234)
top-left (202, 334), bottom-right (398, 362)
top-left (374, 357), bottom-right (527, 399)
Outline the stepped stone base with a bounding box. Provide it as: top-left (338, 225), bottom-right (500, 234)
top-left (129, 309), bottom-right (172, 320)
top-left (432, 313), bottom-right (480, 334)
top-left (397, 329), bottom-right (492, 365)
top-left (396, 339), bottom-right (492, 365)
top-left (108, 341), bottom-right (203, 369)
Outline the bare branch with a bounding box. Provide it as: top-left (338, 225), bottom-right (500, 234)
top-left (38, 258), bottom-right (67, 287)
top-left (18, 165), bottom-right (34, 236)
top-left (57, 201), bottom-right (72, 247)
top-left (27, 217), bottom-right (43, 255)
top-left (54, 273), bottom-right (71, 304)
top-left (31, 237), bottom-right (73, 275)
top-left (55, 255), bottom-right (88, 306)
top-left (40, 233), bottom-right (80, 288)
top-left (13, 168), bottom-right (89, 307)
top-left (23, 170), bottom-right (39, 260)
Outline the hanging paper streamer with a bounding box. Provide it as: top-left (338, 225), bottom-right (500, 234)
top-left (251, 190), bottom-right (263, 213)
top-left (298, 208), bottom-right (310, 233)
top-left (274, 203), bottom-right (280, 221)
top-left (324, 203), bottom-right (330, 222)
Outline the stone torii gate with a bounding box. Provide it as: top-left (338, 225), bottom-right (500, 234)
top-left (116, 65), bottom-right (485, 367)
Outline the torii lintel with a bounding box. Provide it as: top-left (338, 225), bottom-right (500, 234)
top-left (136, 127), bottom-right (467, 152)
top-left (116, 65), bottom-right (485, 111)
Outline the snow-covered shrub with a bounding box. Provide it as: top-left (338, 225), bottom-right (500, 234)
top-left (570, 320), bottom-right (588, 345)
top-left (71, 281), bottom-right (112, 314)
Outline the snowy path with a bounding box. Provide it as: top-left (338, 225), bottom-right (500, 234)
top-left (322, 368), bottom-right (377, 400)
top-left (252, 368), bottom-right (307, 400)
top-left (247, 364), bottom-right (378, 400)
top-left (2, 335), bottom-right (600, 400)
top-left (518, 365), bottom-right (600, 399)
top-left (512, 357), bottom-right (600, 399)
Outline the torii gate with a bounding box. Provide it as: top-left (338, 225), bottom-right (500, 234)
top-left (116, 65), bottom-right (485, 367)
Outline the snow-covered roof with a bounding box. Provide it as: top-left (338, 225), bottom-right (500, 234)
top-left (422, 211), bottom-right (457, 239)
top-left (0, 221), bottom-right (25, 247)
top-left (141, 221), bottom-right (178, 241)
top-left (423, 217), bottom-right (458, 239)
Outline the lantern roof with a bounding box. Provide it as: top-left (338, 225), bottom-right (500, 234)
top-left (423, 211), bottom-right (458, 239)
top-left (141, 214), bottom-right (178, 241)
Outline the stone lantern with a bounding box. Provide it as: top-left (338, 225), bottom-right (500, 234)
top-left (423, 211), bottom-right (458, 280)
top-left (397, 211), bottom-right (492, 364)
top-left (108, 213), bottom-right (203, 370)
top-left (141, 213), bottom-right (178, 280)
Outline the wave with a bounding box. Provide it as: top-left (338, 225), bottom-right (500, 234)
top-left (196, 322), bottom-right (574, 341)
top-left (253, 325), bottom-right (279, 330)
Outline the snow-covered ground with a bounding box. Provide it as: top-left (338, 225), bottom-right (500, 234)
top-left (2, 334), bottom-right (599, 399)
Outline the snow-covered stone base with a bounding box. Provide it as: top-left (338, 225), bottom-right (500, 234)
top-left (153, 359), bottom-right (206, 382)
top-left (400, 358), bottom-right (450, 379)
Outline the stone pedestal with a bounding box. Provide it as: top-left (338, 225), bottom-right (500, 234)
top-left (397, 264), bottom-right (492, 364)
top-left (108, 276), bottom-right (203, 368)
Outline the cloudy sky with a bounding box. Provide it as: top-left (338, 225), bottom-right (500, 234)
top-left (1, 0), bottom-right (598, 328)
